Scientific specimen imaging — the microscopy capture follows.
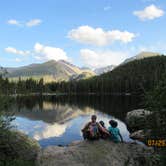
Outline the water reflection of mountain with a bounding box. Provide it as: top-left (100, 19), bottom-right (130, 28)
top-left (12, 102), bottom-right (95, 124)
top-left (12, 95), bottom-right (140, 123)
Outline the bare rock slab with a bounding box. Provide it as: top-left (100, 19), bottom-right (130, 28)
top-left (37, 140), bottom-right (158, 166)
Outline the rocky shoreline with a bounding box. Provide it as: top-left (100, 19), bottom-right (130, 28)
top-left (37, 140), bottom-right (158, 166)
top-left (1, 129), bottom-right (159, 166)
top-left (36, 108), bottom-right (160, 166)
top-left (1, 109), bottom-right (160, 166)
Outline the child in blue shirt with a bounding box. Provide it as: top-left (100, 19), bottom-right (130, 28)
top-left (108, 120), bottom-right (123, 143)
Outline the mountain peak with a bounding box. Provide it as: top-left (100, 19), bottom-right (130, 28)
top-left (94, 65), bottom-right (116, 75)
top-left (5, 59), bottom-right (95, 83)
top-left (44, 60), bottom-right (57, 64)
top-left (122, 51), bottom-right (161, 65)
top-left (58, 60), bottom-right (78, 68)
top-left (136, 51), bottom-right (161, 58)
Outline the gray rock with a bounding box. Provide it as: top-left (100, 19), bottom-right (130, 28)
top-left (129, 130), bottom-right (151, 142)
top-left (37, 140), bottom-right (158, 166)
top-left (126, 109), bottom-right (151, 132)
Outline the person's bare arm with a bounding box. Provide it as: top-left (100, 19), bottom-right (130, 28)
top-left (118, 132), bottom-right (123, 142)
top-left (98, 123), bottom-right (110, 135)
top-left (82, 122), bottom-right (90, 132)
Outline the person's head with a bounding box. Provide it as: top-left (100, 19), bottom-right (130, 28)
top-left (91, 115), bottom-right (97, 123)
top-left (99, 121), bottom-right (105, 127)
top-left (109, 120), bottom-right (118, 128)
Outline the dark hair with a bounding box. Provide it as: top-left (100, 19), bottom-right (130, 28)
top-left (91, 115), bottom-right (97, 120)
top-left (99, 121), bottom-right (105, 127)
top-left (109, 120), bottom-right (118, 128)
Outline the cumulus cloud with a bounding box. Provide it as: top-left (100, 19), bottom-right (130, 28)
top-left (26, 19), bottom-right (42, 27)
top-left (133, 4), bottom-right (164, 21)
top-left (5, 43), bottom-right (68, 62)
top-left (34, 43), bottom-right (68, 61)
top-left (7, 19), bottom-right (21, 26)
top-left (5, 47), bottom-right (30, 56)
top-left (80, 49), bottom-right (129, 68)
top-left (7, 19), bottom-right (42, 27)
top-left (68, 26), bottom-right (136, 46)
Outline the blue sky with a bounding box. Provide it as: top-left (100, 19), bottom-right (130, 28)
top-left (0, 0), bottom-right (166, 68)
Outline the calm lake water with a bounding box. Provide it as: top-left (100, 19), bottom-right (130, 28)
top-left (10, 95), bottom-right (141, 147)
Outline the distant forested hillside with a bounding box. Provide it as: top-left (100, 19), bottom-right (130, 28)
top-left (49, 55), bottom-right (166, 95)
top-left (1, 56), bottom-right (166, 95)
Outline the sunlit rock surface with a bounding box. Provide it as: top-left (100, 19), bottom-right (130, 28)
top-left (37, 140), bottom-right (158, 166)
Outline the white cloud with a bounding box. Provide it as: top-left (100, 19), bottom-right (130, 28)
top-left (5, 43), bottom-right (68, 62)
top-left (26, 19), bottom-right (42, 27)
top-left (7, 19), bottom-right (20, 26)
top-left (7, 19), bottom-right (42, 27)
top-left (104, 6), bottom-right (111, 11)
top-left (15, 58), bottom-right (22, 62)
top-left (68, 26), bottom-right (136, 46)
top-left (133, 4), bottom-right (164, 21)
top-left (34, 43), bottom-right (68, 61)
top-left (5, 47), bottom-right (30, 56)
top-left (80, 49), bottom-right (129, 68)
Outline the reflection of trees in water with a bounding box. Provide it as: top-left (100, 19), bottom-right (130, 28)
top-left (16, 96), bottom-right (43, 111)
top-left (11, 96), bottom-right (96, 123)
top-left (13, 95), bottom-right (140, 122)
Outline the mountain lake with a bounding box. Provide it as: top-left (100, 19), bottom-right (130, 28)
top-left (9, 95), bottom-right (141, 147)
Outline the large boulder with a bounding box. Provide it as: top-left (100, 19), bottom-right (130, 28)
top-left (126, 109), bottom-right (151, 132)
top-left (37, 140), bottom-right (158, 166)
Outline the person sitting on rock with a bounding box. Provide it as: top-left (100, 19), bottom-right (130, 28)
top-left (99, 121), bottom-right (109, 139)
top-left (108, 120), bottom-right (123, 143)
top-left (82, 115), bottom-right (109, 140)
